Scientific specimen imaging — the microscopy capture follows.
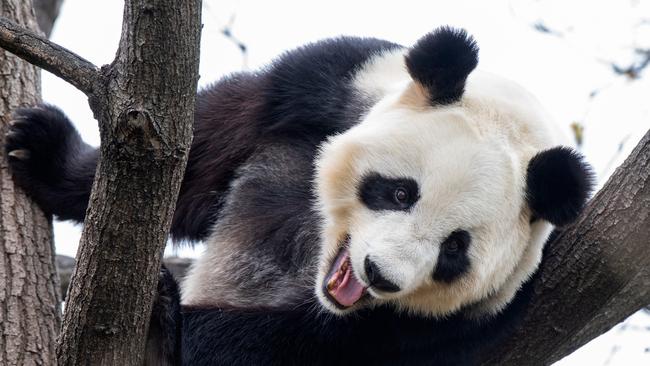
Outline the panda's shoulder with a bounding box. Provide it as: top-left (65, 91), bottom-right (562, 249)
top-left (269, 36), bottom-right (402, 76)
top-left (258, 37), bottom-right (403, 140)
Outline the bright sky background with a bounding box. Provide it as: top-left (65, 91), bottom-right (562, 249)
top-left (41, 0), bottom-right (649, 364)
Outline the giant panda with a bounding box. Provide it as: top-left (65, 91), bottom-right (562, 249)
top-left (5, 27), bottom-right (593, 365)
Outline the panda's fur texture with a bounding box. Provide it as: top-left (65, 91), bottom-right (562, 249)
top-left (6, 27), bottom-right (593, 365)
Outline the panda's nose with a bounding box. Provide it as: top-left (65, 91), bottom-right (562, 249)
top-left (364, 257), bottom-right (401, 293)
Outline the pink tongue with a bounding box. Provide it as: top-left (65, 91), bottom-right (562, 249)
top-left (326, 250), bottom-right (366, 307)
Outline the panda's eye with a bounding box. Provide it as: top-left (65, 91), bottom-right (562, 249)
top-left (442, 230), bottom-right (470, 255)
top-left (358, 173), bottom-right (420, 211)
top-left (394, 187), bottom-right (409, 204)
top-left (433, 230), bottom-right (472, 283)
top-left (445, 240), bottom-right (459, 253)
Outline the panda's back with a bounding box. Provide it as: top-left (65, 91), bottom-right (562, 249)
top-left (181, 142), bottom-right (322, 307)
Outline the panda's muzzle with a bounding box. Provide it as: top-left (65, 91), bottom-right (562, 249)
top-left (364, 257), bottom-right (401, 293)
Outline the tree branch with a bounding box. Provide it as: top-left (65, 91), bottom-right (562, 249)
top-left (0, 16), bottom-right (98, 95)
top-left (483, 128), bottom-right (650, 365)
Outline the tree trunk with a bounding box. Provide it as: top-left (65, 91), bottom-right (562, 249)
top-left (33, 0), bottom-right (62, 37)
top-left (54, 1), bottom-right (202, 365)
top-left (482, 128), bottom-right (650, 365)
top-left (0, 1), bottom-right (60, 365)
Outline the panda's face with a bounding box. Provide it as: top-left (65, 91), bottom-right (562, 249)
top-left (314, 87), bottom-right (536, 316)
top-left (314, 27), bottom-right (592, 317)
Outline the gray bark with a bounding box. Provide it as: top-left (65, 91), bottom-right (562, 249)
top-left (33, 0), bottom-right (62, 37)
top-left (482, 128), bottom-right (650, 365)
top-left (0, 1), bottom-right (60, 365)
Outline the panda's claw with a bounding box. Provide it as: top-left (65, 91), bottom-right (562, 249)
top-left (7, 149), bottom-right (30, 160)
top-left (5, 130), bottom-right (18, 140)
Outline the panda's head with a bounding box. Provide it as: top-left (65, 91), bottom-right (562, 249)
top-left (314, 27), bottom-right (593, 317)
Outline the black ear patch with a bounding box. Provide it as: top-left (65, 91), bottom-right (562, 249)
top-left (526, 147), bottom-right (595, 227)
top-left (405, 26), bottom-right (479, 105)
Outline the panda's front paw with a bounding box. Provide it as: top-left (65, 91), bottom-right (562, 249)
top-left (5, 105), bottom-right (83, 196)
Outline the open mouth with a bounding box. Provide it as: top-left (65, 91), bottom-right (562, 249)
top-left (322, 244), bottom-right (369, 309)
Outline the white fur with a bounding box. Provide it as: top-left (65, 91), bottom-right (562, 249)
top-left (314, 50), bottom-right (566, 316)
top-left (353, 49), bottom-right (410, 100)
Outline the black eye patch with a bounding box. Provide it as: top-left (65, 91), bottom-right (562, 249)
top-left (358, 173), bottom-right (420, 211)
top-left (432, 230), bottom-right (471, 283)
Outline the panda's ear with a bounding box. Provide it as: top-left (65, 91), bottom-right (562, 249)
top-left (526, 147), bottom-right (595, 227)
top-left (405, 26), bottom-right (479, 105)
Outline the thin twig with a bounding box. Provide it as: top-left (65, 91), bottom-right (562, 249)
top-left (0, 16), bottom-right (99, 95)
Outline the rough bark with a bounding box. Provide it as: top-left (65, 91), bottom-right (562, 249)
top-left (33, 0), bottom-right (62, 37)
top-left (0, 1), bottom-right (60, 365)
top-left (53, 1), bottom-right (202, 365)
top-left (482, 128), bottom-right (650, 365)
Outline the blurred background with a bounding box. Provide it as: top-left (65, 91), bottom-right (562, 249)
top-left (41, 0), bottom-right (649, 364)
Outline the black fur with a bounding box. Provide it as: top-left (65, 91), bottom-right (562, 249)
top-left (405, 26), bottom-right (479, 105)
top-left (358, 173), bottom-right (420, 211)
top-left (259, 37), bottom-right (401, 142)
top-left (5, 106), bottom-right (97, 221)
top-left (145, 272), bottom-right (535, 366)
top-left (146, 266), bottom-right (182, 366)
top-left (432, 230), bottom-right (471, 283)
top-left (526, 147), bottom-right (594, 227)
top-left (172, 73), bottom-right (265, 241)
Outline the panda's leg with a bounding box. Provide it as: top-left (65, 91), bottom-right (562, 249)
top-left (5, 78), bottom-right (262, 242)
top-left (5, 105), bottom-right (97, 222)
top-left (145, 265), bottom-right (182, 366)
